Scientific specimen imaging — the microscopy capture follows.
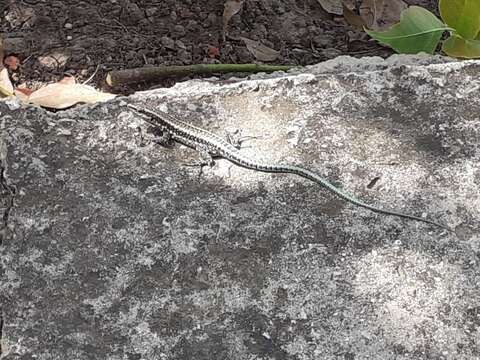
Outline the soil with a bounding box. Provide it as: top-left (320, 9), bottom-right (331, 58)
top-left (1, 0), bottom-right (439, 93)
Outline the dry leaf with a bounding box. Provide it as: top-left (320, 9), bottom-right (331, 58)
top-left (241, 37), bottom-right (279, 62)
top-left (207, 45), bottom-right (220, 58)
top-left (14, 89), bottom-right (29, 102)
top-left (360, 0), bottom-right (407, 30)
top-left (15, 86), bottom-right (33, 97)
top-left (317, 0), bottom-right (354, 15)
top-left (223, 0), bottom-right (244, 37)
top-left (28, 83), bottom-right (116, 109)
top-left (38, 51), bottom-right (70, 69)
top-left (15, 84), bottom-right (33, 102)
top-left (343, 3), bottom-right (367, 29)
top-left (0, 68), bottom-right (14, 97)
top-left (4, 55), bottom-right (19, 70)
top-left (4, 5), bottom-right (36, 29)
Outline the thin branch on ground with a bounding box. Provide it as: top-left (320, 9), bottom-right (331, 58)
top-left (106, 63), bottom-right (297, 86)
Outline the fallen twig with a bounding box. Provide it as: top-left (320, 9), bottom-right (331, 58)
top-left (106, 63), bottom-right (296, 86)
top-left (82, 64), bottom-right (100, 85)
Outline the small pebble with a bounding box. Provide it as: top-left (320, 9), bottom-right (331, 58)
top-left (173, 24), bottom-right (186, 37)
top-left (161, 36), bottom-right (175, 50)
top-left (175, 40), bottom-right (186, 50)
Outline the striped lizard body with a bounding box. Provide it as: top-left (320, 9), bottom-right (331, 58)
top-left (127, 103), bottom-right (451, 232)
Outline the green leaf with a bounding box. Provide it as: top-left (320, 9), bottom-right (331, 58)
top-left (442, 34), bottom-right (480, 58)
top-left (439, 0), bottom-right (480, 39)
top-left (365, 6), bottom-right (449, 54)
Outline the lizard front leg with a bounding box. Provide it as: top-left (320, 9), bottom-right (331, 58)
top-left (151, 129), bottom-right (176, 148)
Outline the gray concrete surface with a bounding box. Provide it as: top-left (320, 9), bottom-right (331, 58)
top-left (0, 55), bottom-right (479, 359)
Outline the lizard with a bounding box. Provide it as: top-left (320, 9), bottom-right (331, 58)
top-left (127, 103), bottom-right (452, 232)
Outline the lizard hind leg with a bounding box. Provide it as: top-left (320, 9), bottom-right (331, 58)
top-left (180, 145), bottom-right (216, 179)
top-left (151, 128), bottom-right (176, 148)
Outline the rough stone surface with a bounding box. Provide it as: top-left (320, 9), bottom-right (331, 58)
top-left (1, 55), bottom-right (479, 359)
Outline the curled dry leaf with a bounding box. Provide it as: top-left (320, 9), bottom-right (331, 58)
top-left (15, 86), bottom-right (33, 96)
top-left (28, 83), bottom-right (116, 109)
top-left (0, 36), bottom-right (15, 97)
top-left (241, 37), bottom-right (279, 62)
top-left (14, 90), bottom-right (29, 102)
top-left (4, 55), bottom-right (19, 70)
top-left (0, 68), bottom-right (14, 97)
top-left (223, 0), bottom-right (244, 37)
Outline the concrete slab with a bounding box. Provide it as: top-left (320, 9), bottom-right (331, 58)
top-left (0, 55), bottom-right (479, 359)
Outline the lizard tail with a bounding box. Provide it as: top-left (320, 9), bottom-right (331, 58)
top-left (232, 160), bottom-right (452, 232)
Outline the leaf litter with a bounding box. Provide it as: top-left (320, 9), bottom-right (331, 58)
top-left (0, 34), bottom-right (115, 108)
top-left (222, 0), bottom-right (244, 40)
top-left (241, 37), bottom-right (280, 62)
